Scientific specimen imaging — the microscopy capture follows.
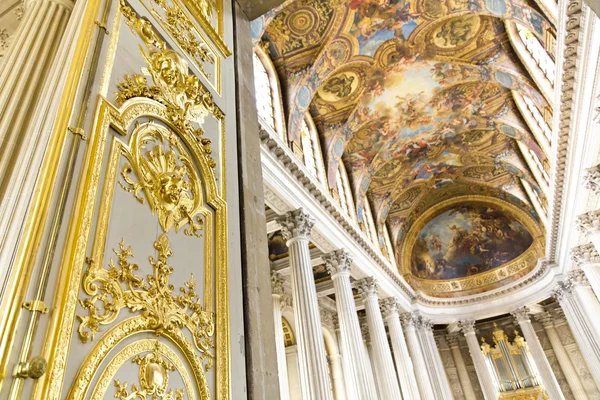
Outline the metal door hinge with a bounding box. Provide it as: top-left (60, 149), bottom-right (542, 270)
top-left (22, 300), bottom-right (49, 314)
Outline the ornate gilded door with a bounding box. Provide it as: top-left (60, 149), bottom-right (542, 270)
top-left (11, 0), bottom-right (239, 398)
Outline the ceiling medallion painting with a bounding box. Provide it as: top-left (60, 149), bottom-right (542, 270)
top-left (259, 0), bottom-right (552, 297)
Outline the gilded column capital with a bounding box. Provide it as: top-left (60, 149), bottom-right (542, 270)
top-left (446, 332), bottom-right (462, 347)
top-left (356, 277), bottom-right (379, 300)
top-left (583, 164), bottom-right (600, 194)
top-left (380, 297), bottom-right (400, 319)
top-left (271, 270), bottom-right (286, 296)
top-left (511, 306), bottom-right (531, 322)
top-left (276, 208), bottom-right (315, 241)
top-left (458, 320), bottom-right (476, 335)
top-left (575, 210), bottom-right (600, 236)
top-left (322, 249), bottom-right (352, 277)
top-left (534, 312), bottom-right (554, 328)
top-left (570, 243), bottom-right (600, 265)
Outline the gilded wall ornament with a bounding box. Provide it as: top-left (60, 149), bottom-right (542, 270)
top-left (119, 1), bottom-right (223, 149)
top-left (119, 123), bottom-right (205, 236)
top-left (114, 341), bottom-right (183, 400)
top-left (78, 234), bottom-right (215, 369)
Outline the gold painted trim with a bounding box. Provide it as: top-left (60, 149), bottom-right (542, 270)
top-left (401, 195), bottom-right (544, 297)
top-left (90, 339), bottom-right (195, 400)
top-left (180, 0), bottom-right (230, 57)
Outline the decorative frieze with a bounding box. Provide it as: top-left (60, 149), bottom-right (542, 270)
top-left (271, 270), bottom-right (286, 296)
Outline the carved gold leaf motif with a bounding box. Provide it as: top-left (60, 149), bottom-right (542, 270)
top-left (119, 122), bottom-right (204, 236)
top-left (114, 341), bottom-right (184, 400)
top-left (78, 234), bottom-right (215, 369)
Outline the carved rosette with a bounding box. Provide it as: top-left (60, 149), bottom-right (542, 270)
top-left (379, 297), bottom-right (400, 319)
top-left (276, 208), bottom-right (315, 240)
top-left (356, 277), bottom-right (379, 300)
top-left (322, 249), bottom-right (352, 277)
top-left (575, 210), bottom-right (600, 236)
top-left (583, 165), bottom-right (600, 194)
top-left (570, 243), bottom-right (600, 266)
top-left (458, 320), bottom-right (476, 335)
top-left (534, 312), bottom-right (554, 328)
top-left (511, 306), bottom-right (531, 322)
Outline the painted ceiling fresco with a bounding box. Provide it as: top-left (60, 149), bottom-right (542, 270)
top-left (255, 0), bottom-right (550, 296)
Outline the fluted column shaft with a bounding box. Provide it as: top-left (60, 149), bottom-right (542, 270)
top-left (554, 280), bottom-right (600, 389)
top-left (536, 313), bottom-right (588, 400)
top-left (278, 210), bottom-right (332, 400)
top-left (272, 272), bottom-right (291, 400)
top-left (322, 250), bottom-right (372, 400)
top-left (381, 299), bottom-right (421, 400)
top-left (447, 334), bottom-right (477, 400)
top-left (361, 324), bottom-right (380, 398)
top-left (287, 345), bottom-right (303, 400)
top-left (512, 307), bottom-right (565, 400)
top-left (418, 318), bottom-right (454, 400)
top-left (328, 354), bottom-right (346, 400)
top-left (460, 321), bottom-right (498, 400)
top-left (403, 314), bottom-right (436, 399)
top-left (357, 278), bottom-right (402, 399)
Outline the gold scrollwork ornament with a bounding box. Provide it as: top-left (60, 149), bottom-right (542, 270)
top-left (78, 234), bottom-right (215, 369)
top-left (114, 341), bottom-right (183, 400)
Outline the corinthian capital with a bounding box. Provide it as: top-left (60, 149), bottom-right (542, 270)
top-left (271, 270), bottom-right (285, 296)
top-left (584, 165), bottom-right (600, 194)
top-left (458, 320), bottom-right (476, 335)
top-left (567, 268), bottom-right (589, 287)
top-left (276, 208), bottom-right (315, 240)
top-left (511, 306), bottom-right (531, 322)
top-left (575, 210), bottom-right (600, 236)
top-left (400, 312), bottom-right (415, 328)
top-left (356, 277), bottom-right (379, 299)
top-left (380, 297), bottom-right (400, 319)
top-left (570, 243), bottom-right (600, 265)
top-left (534, 312), bottom-right (554, 328)
top-left (446, 332), bottom-right (462, 347)
top-left (552, 280), bottom-right (574, 302)
top-left (322, 249), bottom-right (352, 277)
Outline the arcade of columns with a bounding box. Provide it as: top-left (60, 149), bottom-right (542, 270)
top-left (266, 165), bottom-right (600, 400)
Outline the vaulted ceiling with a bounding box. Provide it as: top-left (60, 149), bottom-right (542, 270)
top-left (256, 0), bottom-right (551, 296)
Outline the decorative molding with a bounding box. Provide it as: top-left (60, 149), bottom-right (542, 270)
top-left (271, 270), bottom-right (285, 296)
top-left (276, 208), bottom-right (315, 240)
top-left (534, 311), bottom-right (554, 328)
top-left (583, 164), bottom-right (600, 194)
top-left (320, 307), bottom-right (336, 331)
top-left (360, 321), bottom-right (370, 343)
top-left (570, 242), bottom-right (600, 265)
top-left (322, 249), bottom-right (352, 277)
top-left (446, 333), bottom-right (462, 347)
top-left (575, 210), bottom-right (600, 236)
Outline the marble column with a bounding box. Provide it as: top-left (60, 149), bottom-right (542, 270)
top-left (272, 271), bottom-right (291, 400)
top-left (535, 312), bottom-right (589, 400)
top-left (356, 277), bottom-right (402, 399)
top-left (380, 298), bottom-right (421, 400)
top-left (322, 250), bottom-right (372, 400)
top-left (287, 345), bottom-right (303, 400)
top-left (417, 316), bottom-right (454, 400)
top-left (328, 353), bottom-right (346, 400)
top-left (360, 321), bottom-right (380, 399)
top-left (566, 270), bottom-right (600, 347)
top-left (512, 307), bottom-right (565, 400)
top-left (459, 320), bottom-right (499, 400)
top-left (553, 280), bottom-right (600, 389)
top-left (447, 333), bottom-right (477, 400)
top-left (571, 243), bottom-right (600, 301)
top-left (277, 209), bottom-right (333, 400)
top-left (402, 313), bottom-right (436, 399)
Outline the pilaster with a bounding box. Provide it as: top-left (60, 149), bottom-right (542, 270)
top-left (271, 271), bottom-right (291, 400)
top-left (446, 332), bottom-right (477, 400)
top-left (459, 320), bottom-right (499, 400)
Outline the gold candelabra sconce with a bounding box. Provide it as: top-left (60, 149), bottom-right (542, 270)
top-left (481, 323), bottom-right (549, 400)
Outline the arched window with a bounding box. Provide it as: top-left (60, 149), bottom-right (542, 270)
top-left (334, 164), bottom-right (357, 222)
top-left (516, 23), bottom-right (556, 83)
top-left (300, 117), bottom-right (327, 185)
top-left (523, 96), bottom-right (552, 143)
top-left (363, 200), bottom-right (379, 249)
top-left (529, 149), bottom-right (550, 183)
top-left (252, 51), bottom-right (286, 141)
top-left (383, 225), bottom-right (395, 263)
